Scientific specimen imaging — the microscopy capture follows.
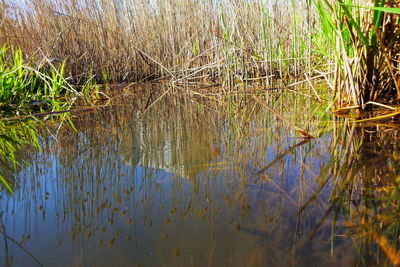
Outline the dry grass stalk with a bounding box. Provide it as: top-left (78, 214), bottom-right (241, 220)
top-left (0, 0), bottom-right (314, 85)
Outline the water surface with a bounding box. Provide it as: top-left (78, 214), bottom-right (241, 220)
top-left (1, 85), bottom-right (399, 266)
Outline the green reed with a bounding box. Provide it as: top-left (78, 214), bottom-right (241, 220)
top-left (0, 45), bottom-right (85, 193)
top-left (0, 45), bottom-right (80, 115)
top-left (313, 0), bottom-right (400, 108)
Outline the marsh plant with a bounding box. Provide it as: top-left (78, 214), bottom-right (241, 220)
top-left (2, 0), bottom-right (398, 107)
top-left (0, 45), bottom-right (82, 192)
top-left (313, 0), bottom-right (400, 108)
top-left (0, 45), bottom-right (79, 116)
top-left (0, 0), bottom-right (315, 84)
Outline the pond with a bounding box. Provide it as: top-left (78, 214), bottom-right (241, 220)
top-left (0, 83), bottom-right (399, 266)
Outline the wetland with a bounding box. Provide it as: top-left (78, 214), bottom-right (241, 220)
top-left (1, 0), bottom-right (400, 266)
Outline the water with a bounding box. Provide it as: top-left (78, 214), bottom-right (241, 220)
top-left (0, 85), bottom-right (399, 266)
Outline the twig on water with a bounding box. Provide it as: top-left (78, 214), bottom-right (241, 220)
top-left (256, 139), bottom-right (310, 176)
top-left (253, 95), bottom-right (315, 139)
top-left (305, 72), bottom-right (325, 102)
top-left (0, 230), bottom-right (44, 267)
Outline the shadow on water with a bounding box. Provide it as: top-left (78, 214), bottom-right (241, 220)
top-left (0, 83), bottom-right (399, 266)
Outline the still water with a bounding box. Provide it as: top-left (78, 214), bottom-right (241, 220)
top-left (0, 85), bottom-right (399, 266)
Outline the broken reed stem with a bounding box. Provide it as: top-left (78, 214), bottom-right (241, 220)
top-left (305, 72), bottom-right (324, 102)
top-left (256, 139), bottom-right (310, 175)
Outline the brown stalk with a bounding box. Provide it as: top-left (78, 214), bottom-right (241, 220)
top-left (0, 0), bottom-right (313, 84)
top-left (252, 95), bottom-right (315, 139)
top-left (256, 139), bottom-right (310, 175)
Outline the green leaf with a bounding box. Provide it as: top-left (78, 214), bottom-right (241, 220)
top-left (339, 2), bottom-right (369, 46)
top-left (0, 174), bottom-right (13, 194)
top-left (341, 4), bottom-right (400, 15)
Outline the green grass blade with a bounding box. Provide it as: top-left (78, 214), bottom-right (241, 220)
top-left (341, 4), bottom-right (400, 15)
top-left (339, 2), bottom-right (369, 46)
top-left (0, 174), bottom-right (13, 194)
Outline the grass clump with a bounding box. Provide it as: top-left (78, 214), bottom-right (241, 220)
top-left (313, 0), bottom-right (400, 108)
top-left (0, 45), bottom-right (78, 116)
top-left (0, 44), bottom-right (83, 193)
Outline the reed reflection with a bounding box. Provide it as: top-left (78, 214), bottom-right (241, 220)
top-left (0, 87), bottom-right (399, 266)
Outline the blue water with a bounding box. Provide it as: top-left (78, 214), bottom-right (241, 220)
top-left (1, 92), bottom-right (397, 266)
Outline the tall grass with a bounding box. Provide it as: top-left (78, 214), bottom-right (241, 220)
top-left (1, 0), bottom-right (398, 105)
top-left (0, 0), bottom-right (314, 85)
top-left (0, 44), bottom-right (85, 193)
top-left (314, 0), bottom-right (400, 108)
top-left (0, 45), bottom-right (78, 115)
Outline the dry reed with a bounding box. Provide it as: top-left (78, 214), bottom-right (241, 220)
top-left (0, 0), bottom-right (314, 85)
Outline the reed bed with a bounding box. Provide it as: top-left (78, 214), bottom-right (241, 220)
top-left (1, 0), bottom-right (399, 107)
top-left (0, 0), bottom-right (315, 85)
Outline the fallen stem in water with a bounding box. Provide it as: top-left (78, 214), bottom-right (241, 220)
top-left (252, 95), bottom-right (315, 139)
top-left (256, 139), bottom-right (310, 175)
top-left (0, 230), bottom-right (44, 267)
top-left (353, 110), bottom-right (400, 123)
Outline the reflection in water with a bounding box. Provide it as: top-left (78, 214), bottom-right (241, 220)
top-left (0, 85), bottom-right (399, 266)
top-left (0, 120), bottom-right (42, 193)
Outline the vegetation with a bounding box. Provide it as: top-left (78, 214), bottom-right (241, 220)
top-left (1, 0), bottom-right (398, 106)
top-left (0, 120), bottom-right (40, 193)
top-left (0, 44), bottom-right (88, 193)
top-left (0, 0), bottom-right (316, 84)
top-left (329, 123), bottom-right (400, 266)
top-left (314, 0), bottom-right (400, 108)
top-left (0, 0), bottom-right (399, 265)
top-left (0, 45), bottom-right (79, 115)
